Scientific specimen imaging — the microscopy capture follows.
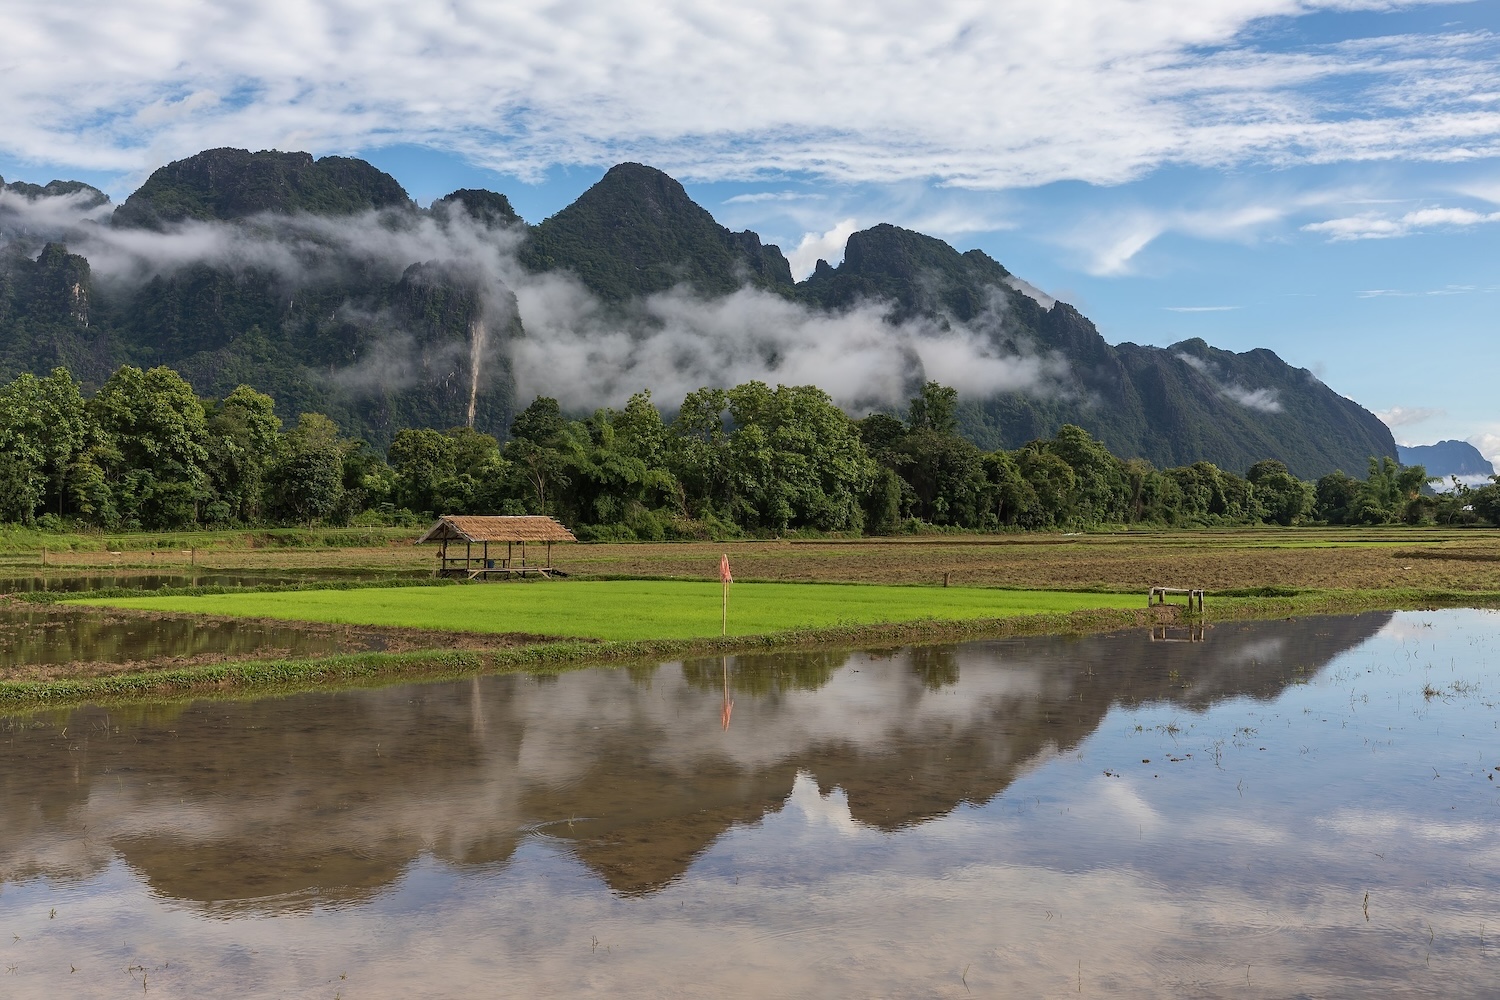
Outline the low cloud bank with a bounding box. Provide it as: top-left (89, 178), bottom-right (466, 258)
top-left (1, 192), bottom-right (1067, 414)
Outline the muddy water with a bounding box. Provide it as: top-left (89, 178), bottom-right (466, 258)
top-left (1, 610), bottom-right (1497, 997)
top-left (0, 569), bottom-right (427, 594)
top-left (0, 604), bottom-right (364, 669)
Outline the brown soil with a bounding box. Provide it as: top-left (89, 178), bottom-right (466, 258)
top-left (20, 529), bottom-right (1500, 593)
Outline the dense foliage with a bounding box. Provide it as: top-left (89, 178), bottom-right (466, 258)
top-left (3, 365), bottom-right (1486, 536)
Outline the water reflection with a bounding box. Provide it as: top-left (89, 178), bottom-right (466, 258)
top-left (0, 569), bottom-right (426, 594)
top-left (0, 614), bottom-right (1385, 901)
top-left (0, 604), bottom-right (371, 670)
top-left (2, 610), bottom-right (1497, 998)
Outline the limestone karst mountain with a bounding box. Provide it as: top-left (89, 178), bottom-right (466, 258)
top-left (0, 149), bottom-right (1396, 474)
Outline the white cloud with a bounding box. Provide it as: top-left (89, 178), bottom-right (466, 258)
top-left (1303, 204), bottom-right (1500, 240)
top-left (723, 191), bottom-right (827, 205)
top-left (1059, 196), bottom-right (1313, 275)
top-left (1175, 351), bottom-right (1283, 412)
top-left (785, 218), bottom-right (859, 280)
top-left (2, 190), bottom-right (1066, 414)
top-left (1221, 385), bottom-right (1283, 413)
top-left (0, 2), bottom-right (1495, 190)
top-left (1375, 405), bottom-right (1444, 428)
top-left (1357, 283), bottom-right (1495, 297)
top-left (1470, 431), bottom-right (1500, 471)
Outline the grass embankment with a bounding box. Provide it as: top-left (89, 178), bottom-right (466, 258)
top-left (72, 581), bottom-right (1141, 642)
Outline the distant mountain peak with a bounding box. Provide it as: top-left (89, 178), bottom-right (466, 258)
top-left (111, 147), bottom-right (412, 230)
top-left (518, 161), bottom-right (792, 301)
top-left (1398, 440), bottom-right (1495, 479)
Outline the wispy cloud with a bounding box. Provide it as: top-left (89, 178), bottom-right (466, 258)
top-left (1175, 351), bottom-right (1283, 413)
top-left (1470, 431), bottom-right (1500, 471)
top-left (0, 2), bottom-right (1496, 190)
top-left (1303, 205), bottom-right (1500, 240)
top-left (1357, 283), bottom-right (1496, 297)
top-left (1221, 385), bottom-right (1283, 413)
top-left (723, 191), bottom-right (827, 205)
top-left (1375, 405), bottom-right (1444, 428)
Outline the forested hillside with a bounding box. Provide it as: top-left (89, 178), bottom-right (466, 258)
top-left (0, 148), bottom-right (1397, 476)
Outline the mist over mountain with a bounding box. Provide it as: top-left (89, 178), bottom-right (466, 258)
top-left (0, 148), bottom-right (1395, 476)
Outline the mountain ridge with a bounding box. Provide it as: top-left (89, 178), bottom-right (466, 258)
top-left (0, 148), bottom-right (1397, 476)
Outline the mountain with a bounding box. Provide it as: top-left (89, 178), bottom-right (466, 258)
top-left (791, 222), bottom-right (1393, 478)
top-left (1398, 440), bottom-right (1495, 479)
top-left (1, 149), bottom-right (517, 446)
top-left (0, 148), bottom-right (1398, 475)
top-left (110, 147), bottom-right (412, 229)
top-left (519, 162), bottom-right (793, 302)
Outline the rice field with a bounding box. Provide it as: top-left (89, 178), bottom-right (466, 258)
top-left (13, 527), bottom-right (1500, 594)
top-left (71, 581), bottom-right (1143, 642)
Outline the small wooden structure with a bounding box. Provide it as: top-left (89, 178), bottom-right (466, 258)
top-left (1148, 586), bottom-right (1205, 614)
top-left (417, 515), bottom-right (577, 580)
top-left (1150, 624), bottom-right (1206, 643)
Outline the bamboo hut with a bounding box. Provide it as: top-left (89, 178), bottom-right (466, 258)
top-left (416, 515), bottom-right (577, 580)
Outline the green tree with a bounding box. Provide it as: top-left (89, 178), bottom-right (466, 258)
top-left (1043, 424), bottom-right (1129, 524)
top-left (906, 381), bottom-right (958, 434)
top-left (669, 387), bottom-right (731, 516)
top-left (1313, 470), bottom-right (1360, 524)
top-left (388, 427), bottom-right (457, 515)
top-left (721, 382), bottom-right (874, 532)
top-left (205, 385), bottom-right (282, 523)
top-left (0, 368), bottom-right (91, 522)
top-left (265, 413), bottom-right (347, 524)
top-left (89, 365), bottom-right (210, 528)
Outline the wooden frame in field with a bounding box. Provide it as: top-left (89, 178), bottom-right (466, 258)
top-left (416, 515), bottom-right (577, 580)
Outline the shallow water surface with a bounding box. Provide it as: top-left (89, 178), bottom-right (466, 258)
top-left (1, 610), bottom-right (1497, 997)
top-left (0, 568), bottom-right (426, 595)
top-left (0, 604), bottom-right (363, 668)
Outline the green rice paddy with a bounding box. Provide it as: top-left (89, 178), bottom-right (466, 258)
top-left (73, 580), bottom-right (1141, 642)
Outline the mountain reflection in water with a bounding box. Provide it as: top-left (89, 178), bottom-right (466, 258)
top-left (1, 615), bottom-right (1384, 904)
top-left (4, 609), bottom-right (1498, 999)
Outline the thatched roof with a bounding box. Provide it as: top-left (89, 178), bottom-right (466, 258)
top-left (416, 515), bottom-right (577, 544)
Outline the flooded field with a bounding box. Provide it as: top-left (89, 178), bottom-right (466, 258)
top-left (0, 569), bottom-right (427, 595)
top-left (0, 603), bottom-right (371, 672)
top-left (1, 609), bottom-right (1496, 997)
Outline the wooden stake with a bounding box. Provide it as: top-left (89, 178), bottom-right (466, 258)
top-left (722, 580), bottom-right (728, 636)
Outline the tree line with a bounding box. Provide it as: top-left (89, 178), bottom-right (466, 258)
top-left (2, 365), bottom-right (1497, 535)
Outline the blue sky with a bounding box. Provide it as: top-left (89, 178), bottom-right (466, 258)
top-left (1, 0), bottom-right (1497, 460)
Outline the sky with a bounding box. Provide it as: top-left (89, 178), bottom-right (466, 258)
top-left (1, 0), bottom-right (1497, 463)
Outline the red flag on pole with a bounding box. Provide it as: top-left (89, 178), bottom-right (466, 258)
top-left (720, 553), bottom-right (732, 635)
